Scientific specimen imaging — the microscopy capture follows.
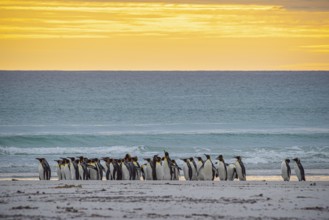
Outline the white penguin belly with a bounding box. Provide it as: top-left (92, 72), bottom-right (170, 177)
top-left (38, 164), bottom-right (45, 180)
top-left (156, 164), bottom-right (163, 180)
top-left (281, 162), bottom-right (290, 181)
top-left (235, 161), bottom-right (246, 181)
top-left (64, 166), bottom-right (71, 180)
top-left (162, 161), bottom-right (171, 180)
top-left (146, 165), bottom-right (153, 180)
top-left (294, 166), bottom-right (302, 181)
top-left (218, 162), bottom-right (227, 181)
top-left (122, 165), bottom-right (130, 180)
top-left (203, 161), bottom-right (213, 181)
top-left (227, 164), bottom-right (236, 181)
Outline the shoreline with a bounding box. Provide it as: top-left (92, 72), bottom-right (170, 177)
top-left (1, 175), bottom-right (329, 182)
top-left (1, 180), bottom-right (329, 219)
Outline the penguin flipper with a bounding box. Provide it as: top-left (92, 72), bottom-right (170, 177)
top-left (188, 164), bottom-right (193, 180)
top-left (239, 161), bottom-right (246, 176)
top-left (299, 163), bottom-right (305, 181)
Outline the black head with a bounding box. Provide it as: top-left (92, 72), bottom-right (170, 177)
top-left (36, 158), bottom-right (42, 162)
top-left (285, 159), bottom-right (290, 163)
top-left (234, 156), bottom-right (241, 161)
top-left (67, 157), bottom-right (75, 161)
top-left (180, 158), bottom-right (187, 162)
top-left (195, 157), bottom-right (202, 161)
top-left (164, 151), bottom-right (169, 157)
top-left (125, 154), bottom-right (131, 160)
top-left (204, 154), bottom-right (210, 159)
top-left (293, 158), bottom-right (300, 162)
top-left (217, 155), bottom-right (224, 161)
top-left (189, 157), bottom-right (194, 161)
top-left (101, 157), bottom-right (109, 162)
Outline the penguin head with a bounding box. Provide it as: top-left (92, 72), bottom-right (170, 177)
top-left (234, 156), bottom-right (242, 161)
top-left (125, 154), bottom-right (131, 160)
top-left (164, 151), bottom-right (169, 157)
top-left (180, 158), bottom-right (187, 162)
top-left (293, 158), bottom-right (300, 163)
top-left (216, 155), bottom-right (224, 161)
top-left (204, 154), bottom-right (211, 160)
top-left (101, 157), bottom-right (109, 163)
top-left (67, 157), bottom-right (75, 162)
top-left (189, 157), bottom-right (194, 162)
top-left (132, 156), bottom-right (138, 162)
top-left (36, 158), bottom-right (42, 162)
top-left (285, 159), bottom-right (290, 163)
top-left (77, 156), bottom-right (84, 162)
top-left (195, 156), bottom-right (202, 161)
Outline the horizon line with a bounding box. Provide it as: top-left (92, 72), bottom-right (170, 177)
top-left (0, 70), bottom-right (328, 72)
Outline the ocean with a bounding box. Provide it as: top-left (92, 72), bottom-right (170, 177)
top-left (0, 71), bottom-right (328, 178)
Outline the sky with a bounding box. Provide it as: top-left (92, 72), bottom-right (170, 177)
top-left (0, 0), bottom-right (328, 70)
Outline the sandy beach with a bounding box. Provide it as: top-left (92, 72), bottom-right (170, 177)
top-left (0, 180), bottom-right (328, 219)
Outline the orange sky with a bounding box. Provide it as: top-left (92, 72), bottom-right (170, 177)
top-left (0, 0), bottom-right (328, 70)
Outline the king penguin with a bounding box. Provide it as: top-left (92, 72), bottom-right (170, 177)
top-left (155, 156), bottom-right (164, 180)
top-left (281, 159), bottom-right (291, 181)
top-left (108, 158), bottom-right (115, 180)
top-left (121, 157), bottom-right (131, 180)
top-left (216, 155), bottom-right (227, 181)
top-left (36, 158), bottom-right (51, 180)
top-left (54, 160), bottom-right (63, 180)
top-left (143, 158), bottom-right (153, 180)
top-left (101, 157), bottom-right (111, 180)
top-left (189, 157), bottom-right (198, 180)
top-left (113, 159), bottom-right (122, 180)
top-left (131, 156), bottom-right (141, 180)
top-left (171, 160), bottom-right (180, 180)
top-left (87, 159), bottom-right (100, 180)
top-left (234, 156), bottom-right (246, 181)
top-left (195, 156), bottom-right (204, 180)
top-left (61, 158), bottom-right (71, 180)
top-left (77, 156), bottom-right (88, 180)
top-left (95, 158), bottom-right (104, 180)
top-left (181, 158), bottom-right (192, 181)
top-left (162, 151), bottom-right (172, 180)
top-left (227, 163), bottom-right (237, 181)
top-left (67, 157), bottom-right (79, 180)
top-left (293, 157), bottom-right (305, 181)
top-left (199, 154), bottom-right (214, 181)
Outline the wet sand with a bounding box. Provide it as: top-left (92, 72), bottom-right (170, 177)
top-left (0, 180), bottom-right (329, 219)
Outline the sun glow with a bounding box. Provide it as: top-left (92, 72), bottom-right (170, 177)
top-left (0, 0), bottom-right (328, 70)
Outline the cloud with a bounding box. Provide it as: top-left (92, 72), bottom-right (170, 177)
top-left (300, 45), bottom-right (329, 53)
top-left (1, 1), bottom-right (328, 39)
